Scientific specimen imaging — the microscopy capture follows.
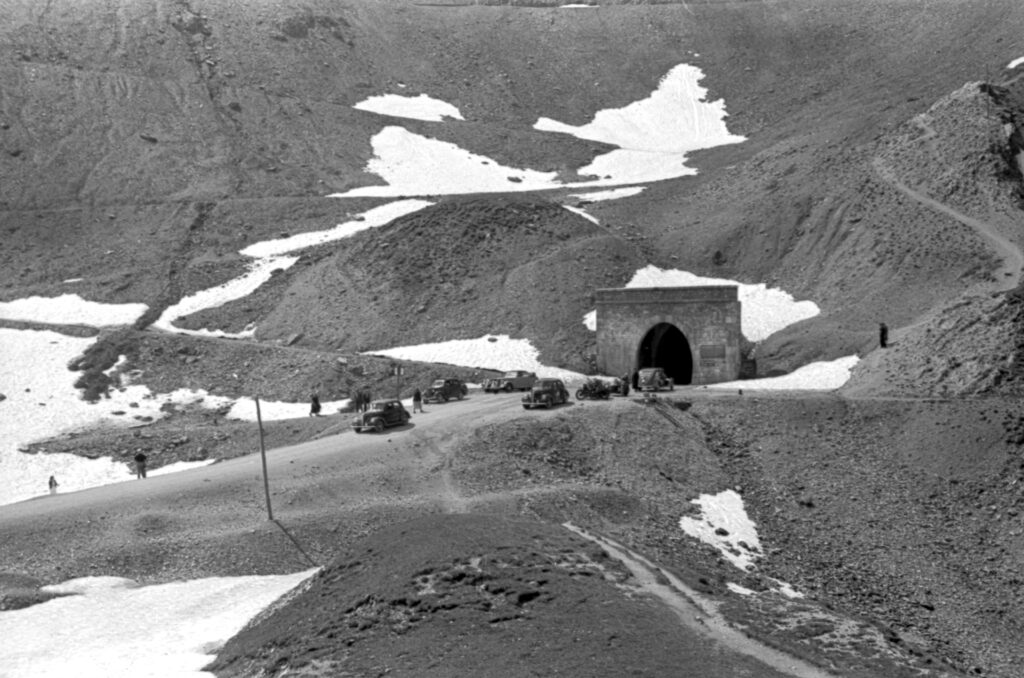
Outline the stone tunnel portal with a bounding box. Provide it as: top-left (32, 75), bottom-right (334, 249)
top-left (595, 286), bottom-right (741, 386)
top-left (637, 322), bottom-right (693, 385)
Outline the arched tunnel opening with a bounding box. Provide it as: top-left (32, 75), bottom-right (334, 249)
top-left (636, 323), bottom-right (693, 385)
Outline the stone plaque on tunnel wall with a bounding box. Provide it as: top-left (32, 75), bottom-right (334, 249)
top-left (595, 286), bottom-right (741, 385)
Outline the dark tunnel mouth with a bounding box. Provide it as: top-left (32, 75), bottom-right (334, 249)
top-left (635, 323), bottom-right (692, 385)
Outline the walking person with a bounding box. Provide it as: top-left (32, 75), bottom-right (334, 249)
top-left (134, 452), bottom-right (148, 479)
top-left (879, 322), bottom-right (889, 349)
top-left (309, 391), bottom-right (322, 417)
top-left (48, 475), bottom-right (58, 495)
top-left (412, 387), bottom-right (423, 413)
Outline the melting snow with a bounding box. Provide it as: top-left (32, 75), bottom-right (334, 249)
top-left (153, 255), bottom-right (299, 338)
top-left (240, 200), bottom-right (432, 258)
top-left (0, 294), bottom-right (147, 327)
top-left (364, 334), bottom-right (586, 381)
top-left (0, 570), bottom-right (317, 678)
top-left (706, 355), bottom-right (860, 392)
top-left (535, 64), bottom-right (744, 152)
top-left (623, 266), bottom-right (820, 342)
top-left (679, 490), bottom-right (803, 599)
top-left (329, 126), bottom-right (563, 197)
top-left (226, 396), bottom-right (352, 421)
top-left (333, 63), bottom-right (746, 197)
top-left (679, 489), bottom-right (763, 571)
top-left (568, 186), bottom-right (646, 201)
top-left (353, 93), bottom-right (465, 122)
top-left (0, 329), bottom-right (233, 506)
top-left (563, 204), bottom-right (599, 224)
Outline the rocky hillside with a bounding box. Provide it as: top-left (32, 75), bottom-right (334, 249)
top-left (2, 0), bottom-right (1024, 397)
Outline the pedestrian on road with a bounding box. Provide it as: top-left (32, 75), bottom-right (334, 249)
top-left (134, 452), bottom-right (148, 479)
top-left (310, 391), bottom-right (322, 417)
top-left (879, 322), bottom-right (889, 349)
top-left (620, 374), bottom-right (630, 397)
top-left (412, 388), bottom-right (423, 413)
top-left (48, 475), bottom-right (58, 495)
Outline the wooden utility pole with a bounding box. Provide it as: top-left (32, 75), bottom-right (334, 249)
top-left (255, 396), bottom-right (273, 521)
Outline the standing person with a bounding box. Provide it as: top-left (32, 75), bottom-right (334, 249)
top-left (879, 322), bottom-right (889, 349)
top-left (134, 452), bottom-right (148, 479)
top-left (48, 475), bottom-right (58, 495)
top-left (310, 391), bottom-right (322, 417)
top-left (412, 387), bottom-right (423, 413)
top-left (620, 374), bottom-right (630, 397)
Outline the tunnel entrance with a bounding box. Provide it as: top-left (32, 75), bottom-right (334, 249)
top-left (636, 323), bottom-right (692, 385)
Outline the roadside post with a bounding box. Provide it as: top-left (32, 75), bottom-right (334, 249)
top-left (391, 362), bottom-right (404, 400)
top-left (255, 395), bottom-right (273, 521)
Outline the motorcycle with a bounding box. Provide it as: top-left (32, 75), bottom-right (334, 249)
top-left (575, 378), bottom-right (612, 400)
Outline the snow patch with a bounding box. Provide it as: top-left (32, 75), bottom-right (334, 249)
top-left (364, 334), bottom-right (586, 381)
top-left (622, 266), bottom-right (820, 342)
top-left (353, 93), bottom-right (465, 122)
top-left (727, 582), bottom-right (756, 596)
top-left (227, 396), bottom-right (352, 422)
top-left (329, 126), bottom-right (563, 197)
top-left (562, 204), bottom-right (599, 224)
top-left (1008, 56), bottom-right (1024, 69)
top-left (678, 489), bottom-right (762, 571)
top-left (568, 186), bottom-right (646, 202)
top-left (707, 355), bottom-right (860, 392)
top-left (0, 570), bottom-right (317, 678)
top-left (153, 256), bottom-right (299, 338)
top-left (240, 200), bottom-right (432, 258)
top-left (535, 64), bottom-right (745, 152)
top-left (0, 294), bottom-right (147, 327)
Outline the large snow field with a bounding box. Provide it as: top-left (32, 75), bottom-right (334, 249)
top-left (332, 63), bottom-right (745, 198)
top-left (0, 329), bottom-right (234, 506)
top-left (0, 569), bottom-right (317, 678)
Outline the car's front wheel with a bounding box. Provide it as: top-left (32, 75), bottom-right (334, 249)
top-left (372, 419), bottom-right (385, 433)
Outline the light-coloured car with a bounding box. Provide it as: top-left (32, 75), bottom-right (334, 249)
top-left (483, 370), bottom-right (537, 393)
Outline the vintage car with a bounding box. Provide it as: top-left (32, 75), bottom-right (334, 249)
top-left (483, 370), bottom-right (538, 393)
top-left (351, 399), bottom-right (411, 433)
top-left (422, 378), bottom-right (467, 403)
top-left (522, 378), bottom-right (569, 409)
top-left (637, 367), bottom-right (674, 392)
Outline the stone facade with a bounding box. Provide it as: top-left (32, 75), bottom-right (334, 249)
top-left (595, 286), bottom-right (741, 385)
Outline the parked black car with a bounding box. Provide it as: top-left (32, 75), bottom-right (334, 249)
top-left (522, 379), bottom-right (569, 409)
top-left (423, 378), bottom-right (468, 403)
top-left (351, 399), bottom-right (411, 433)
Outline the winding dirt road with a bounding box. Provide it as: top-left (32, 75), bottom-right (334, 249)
top-left (873, 156), bottom-right (1023, 290)
top-left (1, 390), bottom-right (846, 678)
